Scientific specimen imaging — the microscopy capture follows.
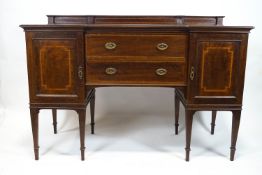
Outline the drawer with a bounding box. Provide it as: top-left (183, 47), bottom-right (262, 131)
top-left (86, 34), bottom-right (187, 58)
top-left (86, 61), bottom-right (186, 86)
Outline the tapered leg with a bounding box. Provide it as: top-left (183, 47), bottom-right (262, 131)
top-left (175, 91), bottom-right (180, 135)
top-left (52, 109), bottom-right (57, 134)
top-left (90, 90), bottom-right (95, 134)
top-left (77, 109), bottom-right (86, 161)
top-left (30, 108), bottom-right (40, 160)
top-left (230, 110), bottom-right (241, 161)
top-left (185, 110), bottom-right (194, 161)
top-left (211, 110), bottom-right (217, 135)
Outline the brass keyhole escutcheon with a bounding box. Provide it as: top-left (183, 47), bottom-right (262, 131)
top-left (157, 43), bottom-right (168, 51)
top-left (190, 66), bottom-right (195, 80)
top-left (105, 67), bottom-right (117, 75)
top-left (78, 66), bottom-right (83, 80)
top-left (156, 68), bottom-right (167, 76)
top-left (105, 42), bottom-right (117, 50)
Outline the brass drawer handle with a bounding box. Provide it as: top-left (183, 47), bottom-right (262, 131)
top-left (105, 67), bottom-right (117, 75)
top-left (156, 43), bottom-right (168, 51)
top-left (156, 68), bottom-right (167, 76)
top-left (190, 66), bottom-right (195, 80)
top-left (105, 42), bottom-right (117, 50)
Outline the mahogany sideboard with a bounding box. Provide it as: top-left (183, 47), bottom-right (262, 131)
top-left (20, 15), bottom-right (253, 161)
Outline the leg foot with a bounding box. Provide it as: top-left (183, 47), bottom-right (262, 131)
top-left (30, 108), bottom-right (40, 160)
top-left (185, 110), bottom-right (194, 161)
top-left (34, 147), bottom-right (39, 160)
top-left (175, 90), bottom-right (180, 135)
top-left (90, 89), bottom-right (95, 134)
top-left (52, 109), bottom-right (57, 134)
top-left (230, 147), bottom-right (236, 161)
top-left (211, 110), bottom-right (217, 135)
top-left (230, 110), bottom-right (241, 161)
top-left (77, 109), bottom-right (86, 161)
top-left (80, 147), bottom-right (85, 161)
top-left (185, 148), bottom-right (191, 161)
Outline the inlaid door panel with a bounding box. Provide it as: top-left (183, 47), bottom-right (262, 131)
top-left (188, 33), bottom-right (248, 104)
top-left (198, 41), bottom-right (238, 96)
top-left (27, 31), bottom-right (85, 103)
top-left (34, 40), bottom-right (75, 95)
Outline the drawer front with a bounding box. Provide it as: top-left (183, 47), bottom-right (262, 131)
top-left (86, 34), bottom-right (187, 58)
top-left (86, 61), bottom-right (186, 86)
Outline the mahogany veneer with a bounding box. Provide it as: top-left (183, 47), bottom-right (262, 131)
top-left (20, 15), bottom-right (253, 161)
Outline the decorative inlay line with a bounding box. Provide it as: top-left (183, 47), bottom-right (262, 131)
top-left (39, 46), bottom-right (72, 91)
top-left (200, 46), bottom-right (234, 92)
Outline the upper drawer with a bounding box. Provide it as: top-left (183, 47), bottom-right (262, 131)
top-left (85, 34), bottom-right (187, 57)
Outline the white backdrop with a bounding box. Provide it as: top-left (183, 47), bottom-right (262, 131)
top-left (0, 0), bottom-right (262, 175)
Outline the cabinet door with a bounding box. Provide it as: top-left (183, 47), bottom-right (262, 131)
top-left (188, 33), bottom-right (248, 104)
top-left (26, 31), bottom-right (85, 103)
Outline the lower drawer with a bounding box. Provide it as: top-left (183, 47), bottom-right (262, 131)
top-left (86, 61), bottom-right (186, 86)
